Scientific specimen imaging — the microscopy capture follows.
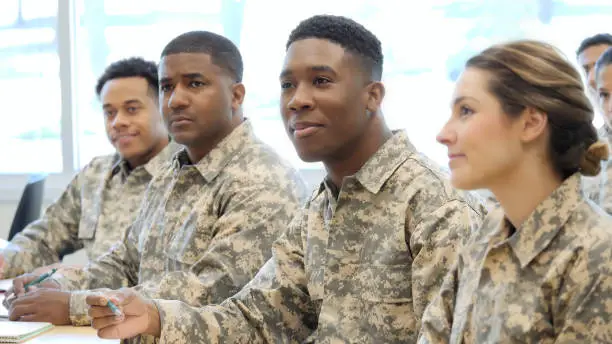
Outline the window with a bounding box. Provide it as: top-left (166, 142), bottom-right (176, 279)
top-left (2, 0), bottom-right (612, 177)
top-left (0, 0), bottom-right (60, 173)
top-left (73, 0), bottom-right (230, 167)
top-left (72, 0), bottom-right (612, 171)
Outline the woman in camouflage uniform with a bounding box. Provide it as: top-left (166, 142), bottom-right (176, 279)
top-left (420, 40), bottom-right (612, 343)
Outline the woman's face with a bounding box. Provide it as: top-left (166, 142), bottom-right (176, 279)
top-left (597, 64), bottom-right (612, 126)
top-left (437, 67), bottom-right (527, 190)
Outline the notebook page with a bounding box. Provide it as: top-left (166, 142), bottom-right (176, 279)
top-left (0, 321), bottom-right (54, 343)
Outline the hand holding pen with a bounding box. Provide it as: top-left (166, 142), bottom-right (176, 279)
top-left (24, 268), bottom-right (58, 292)
top-left (86, 288), bottom-right (161, 339)
top-left (8, 268), bottom-right (61, 299)
top-left (3, 268), bottom-right (62, 310)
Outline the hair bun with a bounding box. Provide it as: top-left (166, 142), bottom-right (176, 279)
top-left (580, 141), bottom-right (610, 176)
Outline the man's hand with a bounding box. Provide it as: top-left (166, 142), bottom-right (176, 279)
top-left (6, 273), bottom-right (60, 300)
top-left (8, 289), bottom-right (71, 325)
top-left (87, 288), bottom-right (161, 339)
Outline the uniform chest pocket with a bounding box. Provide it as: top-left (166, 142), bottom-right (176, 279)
top-left (163, 211), bottom-right (213, 270)
top-left (354, 263), bottom-right (417, 341)
top-left (357, 263), bottom-right (412, 303)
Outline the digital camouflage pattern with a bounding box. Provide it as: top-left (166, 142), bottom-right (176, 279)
top-left (474, 189), bottom-right (499, 211)
top-left (583, 126), bottom-right (612, 214)
top-left (419, 173), bottom-right (612, 343)
top-left (1, 142), bottom-right (180, 278)
top-left (52, 121), bottom-right (308, 331)
top-left (152, 130), bottom-right (486, 344)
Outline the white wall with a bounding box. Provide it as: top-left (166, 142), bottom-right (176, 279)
top-left (0, 202), bottom-right (17, 239)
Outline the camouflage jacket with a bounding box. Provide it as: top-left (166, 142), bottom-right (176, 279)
top-left (152, 130), bottom-right (486, 344)
top-left (1, 142), bottom-right (180, 278)
top-left (52, 121), bottom-right (308, 330)
top-left (419, 173), bottom-right (612, 343)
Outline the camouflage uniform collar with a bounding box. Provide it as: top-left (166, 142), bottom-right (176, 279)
top-left (506, 173), bottom-right (582, 268)
top-left (172, 120), bottom-right (255, 182)
top-left (142, 141), bottom-right (182, 178)
top-left (110, 155), bottom-right (130, 179)
top-left (354, 129), bottom-right (414, 194)
top-left (110, 141), bottom-right (182, 179)
top-left (315, 129), bottom-right (414, 196)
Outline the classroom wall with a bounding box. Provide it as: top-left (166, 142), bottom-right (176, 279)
top-left (0, 202), bottom-right (16, 239)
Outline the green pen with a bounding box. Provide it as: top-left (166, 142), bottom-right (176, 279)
top-left (107, 299), bottom-right (123, 317)
top-left (24, 268), bottom-right (58, 291)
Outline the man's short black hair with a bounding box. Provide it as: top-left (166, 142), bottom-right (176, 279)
top-left (95, 57), bottom-right (158, 98)
top-left (595, 47), bottom-right (612, 80)
top-left (576, 33), bottom-right (612, 56)
top-left (286, 15), bottom-right (383, 81)
top-left (161, 30), bottom-right (243, 83)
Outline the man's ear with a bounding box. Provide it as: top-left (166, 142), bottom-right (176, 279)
top-left (231, 83), bottom-right (246, 112)
top-left (364, 81), bottom-right (385, 114)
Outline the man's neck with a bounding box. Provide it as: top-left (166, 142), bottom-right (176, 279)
top-left (125, 137), bottom-right (170, 170)
top-left (186, 119), bottom-right (243, 164)
top-left (324, 120), bottom-right (392, 188)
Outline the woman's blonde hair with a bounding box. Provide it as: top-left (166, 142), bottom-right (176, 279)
top-left (466, 40), bottom-right (608, 177)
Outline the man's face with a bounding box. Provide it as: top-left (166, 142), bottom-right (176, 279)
top-left (578, 44), bottom-right (611, 95)
top-left (279, 38), bottom-right (376, 163)
top-left (101, 77), bottom-right (168, 166)
top-left (159, 53), bottom-right (243, 150)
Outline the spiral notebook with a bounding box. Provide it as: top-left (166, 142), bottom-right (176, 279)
top-left (0, 322), bottom-right (54, 343)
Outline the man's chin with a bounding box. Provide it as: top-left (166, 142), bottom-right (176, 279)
top-left (169, 131), bottom-right (195, 146)
top-left (117, 147), bottom-right (147, 162)
top-left (295, 148), bottom-right (325, 163)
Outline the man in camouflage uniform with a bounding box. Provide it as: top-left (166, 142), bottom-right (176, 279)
top-left (0, 57), bottom-right (179, 323)
top-left (85, 15), bottom-right (485, 343)
top-left (7, 31), bottom-right (307, 331)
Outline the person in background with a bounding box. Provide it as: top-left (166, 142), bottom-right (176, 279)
top-left (420, 40), bottom-right (612, 343)
top-left (576, 33), bottom-right (612, 99)
top-left (84, 15), bottom-right (485, 343)
top-left (6, 31), bottom-right (307, 336)
top-left (582, 48), bottom-right (612, 214)
top-left (595, 47), bottom-right (612, 136)
top-left (0, 57), bottom-right (178, 278)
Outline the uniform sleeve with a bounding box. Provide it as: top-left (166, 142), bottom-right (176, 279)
top-left (50, 170), bottom-right (167, 326)
top-left (153, 208), bottom-right (319, 344)
top-left (1, 172), bottom-right (84, 278)
top-left (408, 197), bottom-right (482, 326)
top-left (45, 229), bottom-right (139, 326)
top-left (417, 260), bottom-right (461, 344)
